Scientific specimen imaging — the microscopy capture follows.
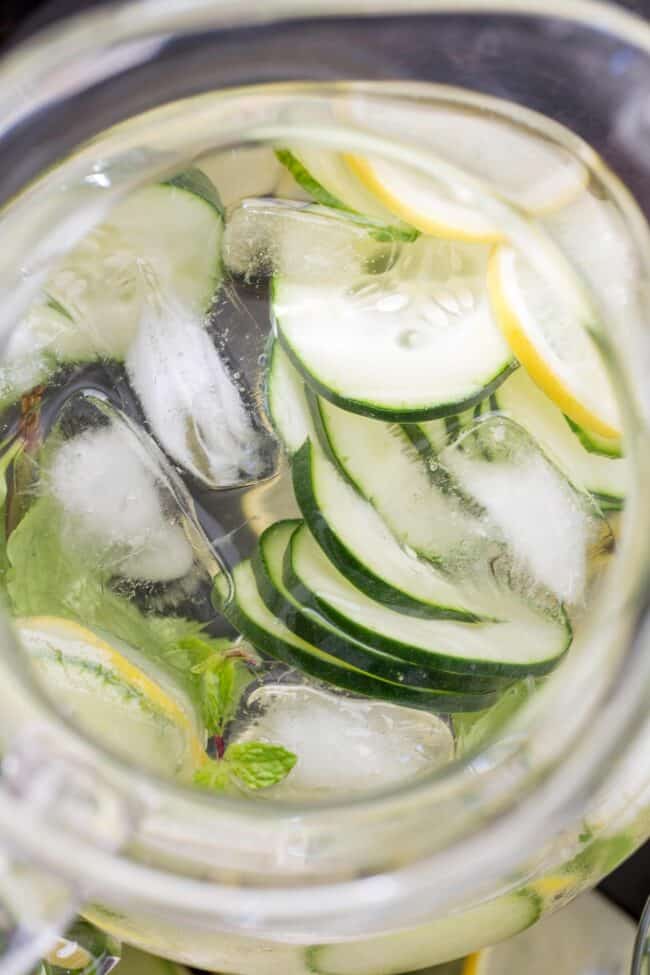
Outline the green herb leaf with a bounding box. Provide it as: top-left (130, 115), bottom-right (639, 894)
top-left (5, 494), bottom-right (203, 697)
top-left (225, 741), bottom-right (297, 791)
top-left (193, 757), bottom-right (232, 792)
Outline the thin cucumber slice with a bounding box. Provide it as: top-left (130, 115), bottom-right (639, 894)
top-left (292, 438), bottom-right (482, 621)
top-left (266, 341), bottom-right (315, 454)
top-left (46, 169), bottom-right (223, 363)
top-left (252, 520), bottom-right (502, 693)
top-left (286, 525), bottom-right (570, 678)
top-left (411, 398), bottom-right (492, 456)
top-left (308, 889), bottom-right (541, 975)
top-left (292, 436), bottom-right (569, 637)
top-left (312, 393), bottom-right (475, 559)
top-left (563, 416), bottom-right (622, 459)
top-left (492, 369), bottom-right (626, 508)
top-left (214, 561), bottom-right (500, 711)
top-left (273, 236), bottom-right (515, 421)
top-left (275, 149), bottom-right (417, 242)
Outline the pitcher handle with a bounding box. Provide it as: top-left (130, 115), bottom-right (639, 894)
top-left (631, 896), bottom-right (650, 975)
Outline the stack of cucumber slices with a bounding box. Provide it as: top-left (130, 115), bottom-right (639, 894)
top-left (216, 125), bottom-right (629, 711)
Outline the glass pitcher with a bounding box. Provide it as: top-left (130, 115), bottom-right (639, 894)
top-left (1, 2), bottom-right (650, 974)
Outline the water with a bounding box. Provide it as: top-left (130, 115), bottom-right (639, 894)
top-left (0, 84), bottom-right (635, 816)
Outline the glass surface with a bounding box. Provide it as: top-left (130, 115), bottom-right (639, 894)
top-left (0, 2), bottom-right (650, 974)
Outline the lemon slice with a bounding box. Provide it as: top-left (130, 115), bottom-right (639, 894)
top-left (17, 616), bottom-right (206, 779)
top-left (345, 153), bottom-right (499, 242)
top-left (461, 954), bottom-right (484, 975)
top-left (487, 243), bottom-right (621, 441)
top-left (343, 99), bottom-right (587, 241)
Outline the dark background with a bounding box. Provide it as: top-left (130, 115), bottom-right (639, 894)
top-left (1, 0), bottom-right (650, 922)
top-left (0, 0), bottom-right (648, 43)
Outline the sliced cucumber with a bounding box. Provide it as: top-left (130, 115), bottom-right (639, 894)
top-left (292, 437), bottom-right (481, 621)
top-left (266, 341), bottom-right (315, 454)
top-left (563, 416), bottom-right (622, 459)
top-left (252, 520), bottom-right (502, 693)
top-left (412, 398), bottom-right (493, 456)
top-left (214, 561), bottom-right (500, 711)
top-left (45, 168), bottom-right (223, 363)
top-left (272, 237), bottom-right (515, 421)
top-left (275, 149), bottom-right (417, 242)
top-left (286, 525), bottom-right (570, 678)
top-left (308, 889), bottom-right (541, 975)
top-left (492, 369), bottom-right (626, 508)
top-left (312, 393), bottom-right (475, 559)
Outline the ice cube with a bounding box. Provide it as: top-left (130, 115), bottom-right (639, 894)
top-left (223, 197), bottom-right (399, 283)
top-left (230, 681), bottom-right (454, 800)
top-left (48, 410), bottom-right (196, 583)
top-left (442, 415), bottom-right (606, 605)
top-left (126, 279), bottom-right (266, 489)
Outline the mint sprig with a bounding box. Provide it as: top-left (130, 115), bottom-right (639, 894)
top-left (188, 638), bottom-right (257, 736)
top-left (194, 741), bottom-right (297, 794)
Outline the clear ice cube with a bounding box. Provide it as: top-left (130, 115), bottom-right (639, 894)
top-left (45, 395), bottom-right (217, 585)
top-left (441, 415), bottom-right (609, 605)
top-left (126, 276), bottom-right (267, 489)
top-left (223, 197), bottom-right (399, 284)
top-left (230, 680), bottom-right (454, 801)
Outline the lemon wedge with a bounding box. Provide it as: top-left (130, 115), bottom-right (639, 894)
top-left (487, 243), bottom-right (621, 442)
top-left (17, 616), bottom-right (206, 779)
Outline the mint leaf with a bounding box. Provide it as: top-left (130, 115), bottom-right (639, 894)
top-left (187, 635), bottom-right (258, 735)
top-left (225, 741), bottom-right (296, 791)
top-left (193, 758), bottom-right (232, 792)
top-left (193, 742), bottom-right (297, 793)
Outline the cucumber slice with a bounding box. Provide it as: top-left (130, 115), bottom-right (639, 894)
top-left (412, 399), bottom-right (492, 456)
top-left (253, 520), bottom-right (502, 693)
top-left (292, 438), bottom-right (481, 621)
top-left (272, 237), bottom-right (515, 421)
top-left (214, 561), bottom-right (500, 711)
top-left (492, 369), bottom-right (626, 508)
top-left (308, 890), bottom-right (541, 975)
top-left (266, 342), bottom-right (316, 455)
top-left (46, 169), bottom-right (223, 362)
top-left (292, 435), bottom-right (568, 637)
top-left (312, 393), bottom-right (476, 559)
top-left (286, 525), bottom-right (569, 678)
top-left (563, 417), bottom-right (622, 459)
top-left (275, 149), bottom-right (417, 242)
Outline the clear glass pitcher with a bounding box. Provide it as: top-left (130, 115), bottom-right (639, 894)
top-left (1, 2), bottom-right (650, 974)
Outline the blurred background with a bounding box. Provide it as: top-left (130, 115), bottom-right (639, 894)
top-left (1, 0), bottom-right (650, 930)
